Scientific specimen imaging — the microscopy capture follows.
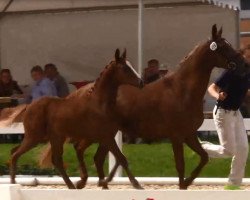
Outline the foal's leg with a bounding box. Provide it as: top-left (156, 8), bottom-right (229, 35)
top-left (94, 144), bottom-right (109, 188)
top-left (73, 140), bottom-right (91, 189)
top-left (50, 137), bottom-right (75, 189)
top-left (93, 146), bottom-right (122, 189)
top-left (172, 140), bottom-right (186, 189)
top-left (10, 138), bottom-right (38, 184)
top-left (103, 139), bottom-right (143, 189)
top-left (94, 145), bottom-right (120, 189)
top-left (184, 135), bottom-right (209, 187)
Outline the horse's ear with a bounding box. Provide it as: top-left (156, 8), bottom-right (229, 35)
top-left (122, 48), bottom-right (127, 60)
top-left (212, 24), bottom-right (217, 41)
top-left (115, 49), bottom-right (120, 62)
top-left (217, 26), bottom-right (223, 38)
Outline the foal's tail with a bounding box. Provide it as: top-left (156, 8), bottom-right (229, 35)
top-left (0, 104), bottom-right (28, 127)
top-left (39, 143), bottom-right (53, 168)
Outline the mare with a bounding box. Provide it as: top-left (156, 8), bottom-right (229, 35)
top-left (5, 49), bottom-right (143, 189)
top-left (69, 24), bottom-right (248, 189)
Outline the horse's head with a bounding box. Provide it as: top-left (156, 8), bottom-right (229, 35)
top-left (207, 24), bottom-right (248, 76)
top-left (112, 49), bottom-right (143, 88)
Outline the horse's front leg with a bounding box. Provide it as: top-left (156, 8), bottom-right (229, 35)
top-left (172, 140), bottom-right (186, 189)
top-left (73, 140), bottom-right (91, 189)
top-left (94, 144), bottom-right (120, 189)
top-left (51, 137), bottom-right (75, 189)
top-left (94, 144), bottom-right (110, 189)
top-left (184, 134), bottom-right (209, 187)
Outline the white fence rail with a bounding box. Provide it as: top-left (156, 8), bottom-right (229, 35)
top-left (1, 119), bottom-right (250, 177)
top-left (1, 119), bottom-right (250, 134)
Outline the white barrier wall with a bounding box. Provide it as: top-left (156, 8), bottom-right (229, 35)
top-left (1, 184), bottom-right (250, 200)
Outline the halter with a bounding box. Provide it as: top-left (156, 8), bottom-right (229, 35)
top-left (209, 40), bottom-right (237, 71)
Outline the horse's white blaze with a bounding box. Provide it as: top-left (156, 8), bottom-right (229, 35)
top-left (126, 60), bottom-right (141, 78)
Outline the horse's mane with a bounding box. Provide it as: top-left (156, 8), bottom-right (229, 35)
top-left (179, 41), bottom-right (207, 66)
top-left (67, 61), bottom-right (114, 99)
top-left (91, 61), bottom-right (114, 93)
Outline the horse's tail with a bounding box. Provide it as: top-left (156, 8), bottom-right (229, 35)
top-left (39, 138), bottom-right (71, 168)
top-left (39, 143), bottom-right (53, 168)
top-left (0, 104), bottom-right (28, 127)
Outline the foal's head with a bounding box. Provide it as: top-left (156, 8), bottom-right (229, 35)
top-left (206, 24), bottom-right (247, 75)
top-left (111, 49), bottom-right (143, 88)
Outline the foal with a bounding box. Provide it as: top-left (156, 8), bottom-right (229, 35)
top-left (8, 49), bottom-right (143, 189)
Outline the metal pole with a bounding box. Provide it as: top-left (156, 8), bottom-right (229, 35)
top-left (108, 131), bottom-right (123, 177)
top-left (138, 0), bottom-right (144, 76)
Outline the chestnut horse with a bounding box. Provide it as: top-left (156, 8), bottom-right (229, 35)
top-left (70, 24), bottom-right (247, 189)
top-left (5, 49), bottom-right (143, 189)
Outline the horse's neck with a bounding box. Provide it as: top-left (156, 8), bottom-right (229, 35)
top-left (94, 66), bottom-right (118, 106)
top-left (175, 45), bottom-right (213, 102)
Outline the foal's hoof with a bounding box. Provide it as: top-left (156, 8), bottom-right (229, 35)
top-left (98, 180), bottom-right (109, 190)
top-left (179, 184), bottom-right (188, 190)
top-left (76, 180), bottom-right (86, 189)
top-left (184, 177), bottom-right (193, 187)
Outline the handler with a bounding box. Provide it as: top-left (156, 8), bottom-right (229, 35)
top-left (202, 48), bottom-right (250, 189)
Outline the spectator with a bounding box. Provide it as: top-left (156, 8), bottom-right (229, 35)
top-left (0, 69), bottom-right (23, 97)
top-left (159, 66), bottom-right (168, 78)
top-left (44, 63), bottom-right (69, 97)
top-left (143, 59), bottom-right (160, 84)
top-left (30, 65), bottom-right (57, 102)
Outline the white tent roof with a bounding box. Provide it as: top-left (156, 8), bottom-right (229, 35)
top-left (0, 0), bottom-right (239, 13)
top-left (205, 0), bottom-right (240, 10)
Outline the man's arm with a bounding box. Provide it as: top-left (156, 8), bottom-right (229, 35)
top-left (208, 83), bottom-right (227, 101)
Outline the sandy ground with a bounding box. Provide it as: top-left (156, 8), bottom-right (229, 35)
top-left (22, 184), bottom-right (250, 190)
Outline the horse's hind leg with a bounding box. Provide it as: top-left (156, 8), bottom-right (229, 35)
top-left (172, 140), bottom-right (186, 189)
top-left (50, 137), bottom-right (75, 189)
top-left (10, 138), bottom-right (38, 184)
top-left (73, 140), bottom-right (91, 189)
top-left (103, 139), bottom-right (143, 189)
top-left (184, 135), bottom-right (209, 187)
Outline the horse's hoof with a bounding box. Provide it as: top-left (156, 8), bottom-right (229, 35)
top-left (134, 184), bottom-right (144, 190)
top-left (132, 181), bottom-right (144, 190)
top-left (68, 184), bottom-right (76, 189)
top-left (76, 180), bottom-right (86, 189)
top-left (102, 185), bottom-right (109, 190)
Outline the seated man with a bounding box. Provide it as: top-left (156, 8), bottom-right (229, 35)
top-left (143, 59), bottom-right (167, 84)
top-left (29, 65), bottom-right (57, 102)
top-left (44, 63), bottom-right (69, 98)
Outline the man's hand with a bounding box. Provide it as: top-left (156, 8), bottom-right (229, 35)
top-left (217, 92), bottom-right (227, 101)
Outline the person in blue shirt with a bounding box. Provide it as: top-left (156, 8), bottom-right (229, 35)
top-left (202, 64), bottom-right (250, 189)
top-left (29, 65), bottom-right (57, 102)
